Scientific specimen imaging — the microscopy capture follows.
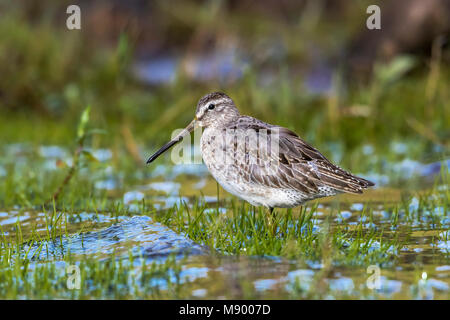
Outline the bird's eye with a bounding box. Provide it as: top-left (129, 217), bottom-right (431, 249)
top-left (208, 103), bottom-right (215, 110)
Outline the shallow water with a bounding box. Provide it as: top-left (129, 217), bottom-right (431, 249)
top-left (22, 216), bottom-right (208, 262)
top-left (0, 195), bottom-right (448, 299)
top-left (0, 143), bottom-right (448, 299)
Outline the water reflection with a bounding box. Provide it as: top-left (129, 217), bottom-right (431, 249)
top-left (23, 216), bottom-right (207, 261)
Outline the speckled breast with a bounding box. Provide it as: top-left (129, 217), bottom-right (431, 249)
top-left (199, 127), bottom-right (310, 208)
top-left (200, 127), bottom-right (253, 195)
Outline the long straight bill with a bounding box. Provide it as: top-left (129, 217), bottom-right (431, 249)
top-left (146, 119), bottom-right (196, 164)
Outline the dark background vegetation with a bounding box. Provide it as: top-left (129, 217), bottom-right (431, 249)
top-left (0, 0), bottom-right (449, 181)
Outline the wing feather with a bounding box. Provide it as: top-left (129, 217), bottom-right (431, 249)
top-left (223, 116), bottom-right (374, 195)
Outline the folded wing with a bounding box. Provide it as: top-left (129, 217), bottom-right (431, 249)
top-left (227, 117), bottom-right (374, 195)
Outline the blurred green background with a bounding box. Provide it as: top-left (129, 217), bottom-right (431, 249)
top-left (1, 0), bottom-right (448, 156)
top-left (0, 0), bottom-right (449, 198)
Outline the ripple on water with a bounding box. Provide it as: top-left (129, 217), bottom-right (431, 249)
top-left (350, 203), bottom-right (364, 211)
top-left (25, 216), bottom-right (207, 261)
top-left (254, 279), bottom-right (278, 291)
top-left (328, 277), bottom-right (355, 292)
top-left (191, 289), bottom-right (207, 298)
top-left (94, 179), bottom-right (118, 190)
top-left (38, 145), bottom-right (68, 158)
top-left (203, 208), bottom-right (227, 214)
top-left (154, 196), bottom-right (190, 209)
top-left (201, 196), bottom-right (219, 203)
top-left (180, 267), bottom-right (209, 282)
top-left (151, 164), bottom-right (209, 179)
top-left (285, 269), bottom-right (315, 292)
top-left (194, 179), bottom-right (207, 189)
top-left (426, 279), bottom-right (449, 292)
top-left (336, 211), bottom-right (352, 223)
top-left (123, 191), bottom-right (145, 204)
top-left (0, 214), bottom-right (29, 226)
top-left (435, 265), bottom-right (450, 272)
top-left (436, 240), bottom-right (450, 252)
top-left (375, 277), bottom-right (403, 295)
top-left (144, 182), bottom-right (180, 195)
top-left (90, 148), bottom-right (112, 162)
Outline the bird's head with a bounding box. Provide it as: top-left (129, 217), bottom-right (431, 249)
top-left (146, 91), bottom-right (240, 164)
top-left (194, 92), bottom-right (240, 128)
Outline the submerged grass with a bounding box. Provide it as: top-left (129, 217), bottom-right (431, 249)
top-left (0, 178), bottom-right (447, 299)
top-left (0, 162), bottom-right (447, 299)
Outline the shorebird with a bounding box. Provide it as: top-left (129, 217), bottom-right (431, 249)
top-left (147, 92), bottom-right (374, 214)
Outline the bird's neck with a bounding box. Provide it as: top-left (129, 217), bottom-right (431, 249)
top-left (215, 113), bottom-right (241, 129)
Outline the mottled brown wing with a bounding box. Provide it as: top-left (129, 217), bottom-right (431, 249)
top-left (276, 126), bottom-right (375, 194)
top-left (223, 117), bottom-right (320, 195)
top-left (226, 117), bottom-right (373, 195)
